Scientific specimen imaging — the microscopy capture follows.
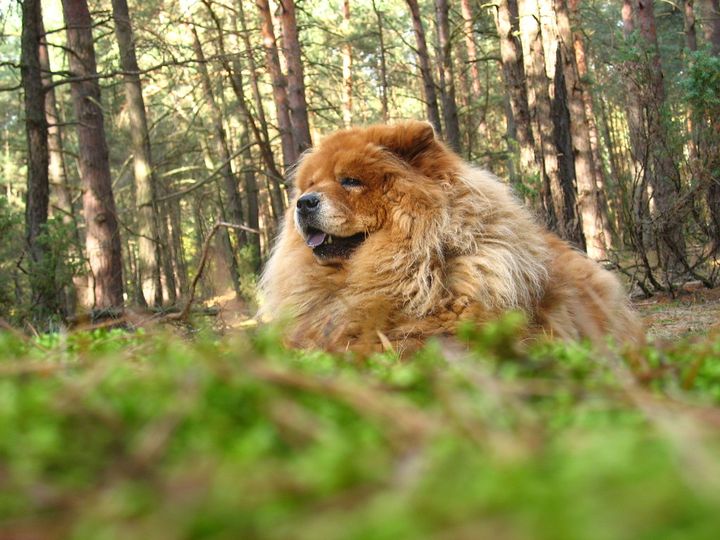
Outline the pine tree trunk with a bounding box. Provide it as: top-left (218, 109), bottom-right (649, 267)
top-left (551, 47), bottom-right (585, 251)
top-left (22, 0), bottom-right (54, 318)
top-left (62, 0), bottom-right (124, 312)
top-left (167, 198), bottom-right (188, 297)
top-left (570, 1), bottom-right (615, 249)
top-left (202, 0), bottom-right (283, 231)
top-left (38, 14), bottom-right (83, 315)
top-left (701, 0), bottom-right (720, 248)
top-left (555, 0), bottom-right (607, 259)
top-left (341, 0), bottom-right (353, 126)
top-left (519, 0), bottom-right (583, 247)
top-left (111, 0), bottom-right (163, 308)
top-left (434, 0), bottom-right (461, 152)
top-left (278, 0), bottom-right (312, 153)
top-left (371, 0), bottom-right (389, 122)
top-left (460, 0), bottom-right (488, 140)
top-left (239, 123), bottom-right (261, 270)
top-left (233, 5), bottom-right (285, 224)
top-left (405, 0), bottom-right (443, 135)
top-left (38, 18), bottom-right (74, 231)
top-left (460, 0), bottom-right (482, 99)
top-left (494, 0), bottom-right (538, 189)
top-left (256, 0), bottom-right (298, 170)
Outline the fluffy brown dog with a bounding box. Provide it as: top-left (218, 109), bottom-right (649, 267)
top-left (260, 121), bottom-right (642, 352)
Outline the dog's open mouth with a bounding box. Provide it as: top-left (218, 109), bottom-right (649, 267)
top-left (303, 227), bottom-right (366, 259)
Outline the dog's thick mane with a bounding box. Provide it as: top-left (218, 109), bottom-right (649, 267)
top-left (259, 122), bottom-right (641, 350)
top-left (260, 164), bottom-right (549, 345)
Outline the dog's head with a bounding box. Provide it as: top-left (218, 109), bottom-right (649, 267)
top-left (292, 121), bottom-right (456, 265)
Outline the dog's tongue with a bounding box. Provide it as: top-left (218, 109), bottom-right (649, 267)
top-left (306, 231), bottom-right (326, 248)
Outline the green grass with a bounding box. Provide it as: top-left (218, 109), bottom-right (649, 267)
top-left (1, 317), bottom-right (720, 540)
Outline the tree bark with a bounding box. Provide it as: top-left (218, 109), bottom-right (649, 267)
top-left (256, 0), bottom-right (298, 170)
top-left (38, 13), bottom-right (84, 315)
top-left (519, 0), bottom-right (583, 246)
top-left (62, 0), bottom-right (124, 312)
top-left (167, 197), bottom-right (188, 297)
top-left (460, 0), bottom-right (482, 99)
top-left (371, 0), bottom-right (390, 122)
top-left (234, 4), bottom-right (285, 223)
top-left (341, 0), bottom-right (353, 127)
top-left (111, 0), bottom-right (163, 308)
top-left (38, 19), bottom-right (74, 230)
top-left (278, 0), bottom-right (312, 153)
top-left (434, 0), bottom-right (462, 152)
top-left (700, 0), bottom-right (720, 248)
top-left (460, 0), bottom-right (488, 141)
top-left (22, 0), bottom-right (55, 317)
top-left (568, 0), bottom-right (615, 251)
top-left (494, 0), bottom-right (538, 188)
top-left (555, 0), bottom-right (607, 259)
top-left (405, 0), bottom-right (443, 135)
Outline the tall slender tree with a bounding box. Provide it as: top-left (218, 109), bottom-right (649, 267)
top-left (21, 0), bottom-right (54, 317)
top-left (494, 0), bottom-right (538, 187)
top-left (435, 0), bottom-right (461, 151)
top-left (568, 0), bottom-right (614, 249)
top-left (278, 0), bottom-right (312, 153)
top-left (62, 0), bottom-right (124, 312)
top-left (233, 4), bottom-right (285, 223)
top-left (111, 0), bottom-right (163, 307)
top-left (256, 0), bottom-right (298, 171)
top-left (460, 0), bottom-right (482, 100)
top-left (405, 0), bottom-right (443, 135)
top-left (371, 0), bottom-right (390, 122)
top-left (555, 0), bottom-right (608, 259)
top-left (38, 13), bottom-right (83, 314)
top-left (700, 0), bottom-right (720, 246)
top-left (341, 0), bottom-right (353, 127)
top-left (519, 0), bottom-right (583, 246)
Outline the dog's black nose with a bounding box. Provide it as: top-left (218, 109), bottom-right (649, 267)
top-left (297, 193), bottom-right (320, 214)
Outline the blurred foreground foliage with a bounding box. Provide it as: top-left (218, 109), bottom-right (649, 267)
top-left (1, 316), bottom-right (720, 539)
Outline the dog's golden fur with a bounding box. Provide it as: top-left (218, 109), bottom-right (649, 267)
top-left (260, 121), bottom-right (642, 351)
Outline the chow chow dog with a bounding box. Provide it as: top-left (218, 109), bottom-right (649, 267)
top-left (260, 121), bottom-right (641, 352)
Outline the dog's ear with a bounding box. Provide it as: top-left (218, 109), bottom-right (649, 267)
top-left (371, 121), bottom-right (437, 163)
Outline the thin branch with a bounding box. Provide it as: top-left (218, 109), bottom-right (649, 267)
top-left (157, 141), bottom-right (257, 202)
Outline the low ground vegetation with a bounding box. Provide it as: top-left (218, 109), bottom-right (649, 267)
top-left (1, 312), bottom-right (719, 539)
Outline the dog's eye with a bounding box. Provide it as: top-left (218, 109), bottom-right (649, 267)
top-left (340, 177), bottom-right (363, 189)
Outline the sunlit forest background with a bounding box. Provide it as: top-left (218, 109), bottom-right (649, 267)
top-left (1, 0), bottom-right (719, 326)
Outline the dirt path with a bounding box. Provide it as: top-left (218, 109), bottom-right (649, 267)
top-left (634, 286), bottom-right (720, 341)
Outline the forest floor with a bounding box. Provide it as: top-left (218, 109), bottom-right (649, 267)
top-left (634, 285), bottom-right (720, 340)
top-left (200, 287), bottom-right (720, 342)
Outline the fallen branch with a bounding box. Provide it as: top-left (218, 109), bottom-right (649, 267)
top-left (166, 220), bottom-right (260, 322)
